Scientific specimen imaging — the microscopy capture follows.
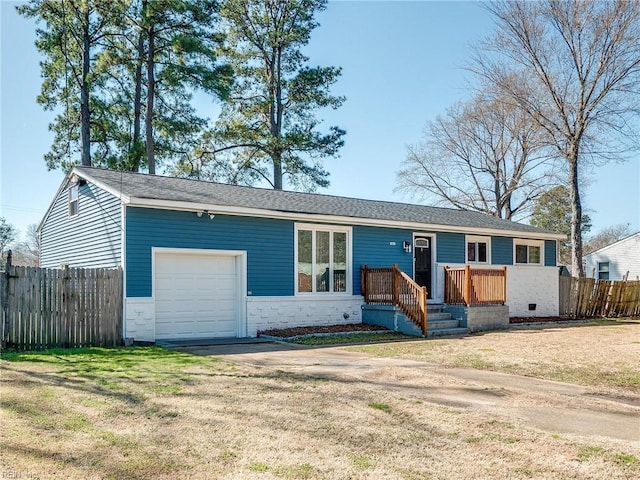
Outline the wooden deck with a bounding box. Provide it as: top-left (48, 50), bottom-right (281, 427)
top-left (444, 265), bottom-right (507, 306)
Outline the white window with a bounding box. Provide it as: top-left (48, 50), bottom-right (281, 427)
top-left (514, 239), bottom-right (543, 265)
top-left (296, 224), bottom-right (351, 294)
top-left (69, 184), bottom-right (79, 217)
top-left (466, 236), bottom-right (490, 264)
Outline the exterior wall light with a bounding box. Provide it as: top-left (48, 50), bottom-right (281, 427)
top-left (196, 210), bottom-right (215, 219)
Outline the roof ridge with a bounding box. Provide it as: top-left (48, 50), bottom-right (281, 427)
top-left (74, 165), bottom-right (465, 212)
top-left (73, 166), bottom-right (562, 237)
top-left (74, 166), bottom-right (526, 217)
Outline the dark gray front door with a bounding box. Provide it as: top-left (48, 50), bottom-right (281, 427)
top-left (414, 236), bottom-right (432, 299)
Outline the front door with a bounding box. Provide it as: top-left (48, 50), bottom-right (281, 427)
top-left (414, 236), bottom-right (432, 299)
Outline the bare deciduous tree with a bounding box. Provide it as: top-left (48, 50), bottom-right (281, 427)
top-left (584, 223), bottom-right (633, 255)
top-left (23, 224), bottom-right (41, 267)
top-left (396, 94), bottom-right (555, 220)
top-left (1, 223), bottom-right (40, 267)
top-left (472, 0), bottom-right (640, 275)
top-left (0, 217), bottom-right (17, 268)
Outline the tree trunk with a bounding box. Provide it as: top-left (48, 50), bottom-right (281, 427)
top-left (568, 145), bottom-right (584, 277)
top-left (131, 24), bottom-right (145, 172)
top-left (146, 20), bottom-right (155, 175)
top-left (80, 5), bottom-right (91, 166)
top-left (271, 47), bottom-right (284, 190)
top-left (503, 193), bottom-right (513, 220)
top-left (494, 174), bottom-right (502, 218)
top-left (273, 154), bottom-right (283, 189)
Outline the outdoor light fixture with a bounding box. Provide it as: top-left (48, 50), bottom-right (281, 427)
top-left (403, 241), bottom-right (412, 253)
top-left (196, 210), bottom-right (215, 219)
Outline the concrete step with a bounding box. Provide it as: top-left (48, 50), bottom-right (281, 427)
top-left (427, 304), bottom-right (446, 314)
top-left (428, 319), bottom-right (460, 330)
top-left (363, 304), bottom-right (468, 338)
top-left (427, 327), bottom-right (469, 338)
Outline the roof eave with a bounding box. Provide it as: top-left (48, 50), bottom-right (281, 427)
top-left (72, 166), bottom-right (132, 203)
top-left (37, 169), bottom-right (75, 235)
top-left (127, 196), bottom-right (566, 240)
top-left (584, 231), bottom-right (640, 257)
top-left (38, 167), bottom-right (132, 235)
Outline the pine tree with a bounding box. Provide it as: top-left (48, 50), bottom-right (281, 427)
top-left (530, 186), bottom-right (592, 265)
top-left (19, 0), bottom-right (232, 174)
top-left (18, 0), bottom-right (123, 169)
top-left (185, 0), bottom-right (345, 191)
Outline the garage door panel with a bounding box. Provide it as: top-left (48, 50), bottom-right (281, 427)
top-left (155, 253), bottom-right (235, 273)
top-left (155, 252), bottom-right (240, 339)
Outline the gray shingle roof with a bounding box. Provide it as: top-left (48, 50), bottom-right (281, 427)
top-left (75, 166), bottom-right (560, 237)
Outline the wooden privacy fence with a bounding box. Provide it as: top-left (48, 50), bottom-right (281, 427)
top-left (559, 276), bottom-right (640, 318)
top-left (1, 256), bottom-right (123, 350)
top-left (444, 266), bottom-right (507, 306)
top-left (361, 264), bottom-right (427, 335)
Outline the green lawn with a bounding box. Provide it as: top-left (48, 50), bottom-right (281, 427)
top-left (2, 325), bottom-right (639, 480)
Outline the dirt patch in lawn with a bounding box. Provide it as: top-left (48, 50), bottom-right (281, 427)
top-left (2, 322), bottom-right (639, 480)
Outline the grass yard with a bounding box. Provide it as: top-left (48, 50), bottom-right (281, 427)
top-left (350, 319), bottom-right (640, 396)
top-left (1, 320), bottom-right (639, 479)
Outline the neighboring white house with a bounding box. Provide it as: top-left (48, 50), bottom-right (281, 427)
top-left (584, 232), bottom-right (640, 281)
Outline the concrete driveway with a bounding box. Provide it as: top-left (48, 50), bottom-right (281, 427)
top-left (182, 342), bottom-right (640, 443)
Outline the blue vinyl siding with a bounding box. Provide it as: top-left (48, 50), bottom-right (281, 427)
top-left (492, 236), bottom-right (513, 265)
top-left (436, 232), bottom-right (465, 263)
top-left (544, 240), bottom-right (557, 266)
top-left (352, 226), bottom-right (414, 296)
top-left (40, 182), bottom-right (122, 268)
top-left (125, 207), bottom-right (293, 297)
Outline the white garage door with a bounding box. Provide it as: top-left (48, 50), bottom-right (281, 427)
top-left (155, 251), bottom-right (240, 339)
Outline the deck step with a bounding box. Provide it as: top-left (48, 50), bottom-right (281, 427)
top-left (428, 312), bottom-right (452, 321)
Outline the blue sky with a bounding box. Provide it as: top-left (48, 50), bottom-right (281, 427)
top-left (1, 0), bottom-right (639, 242)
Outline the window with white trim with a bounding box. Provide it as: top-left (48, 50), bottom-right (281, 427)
top-left (514, 239), bottom-right (543, 265)
top-left (296, 225), bottom-right (350, 294)
top-left (466, 236), bottom-right (490, 263)
top-left (69, 184), bottom-right (79, 217)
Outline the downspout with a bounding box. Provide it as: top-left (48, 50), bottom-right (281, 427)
top-left (121, 203), bottom-right (127, 344)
